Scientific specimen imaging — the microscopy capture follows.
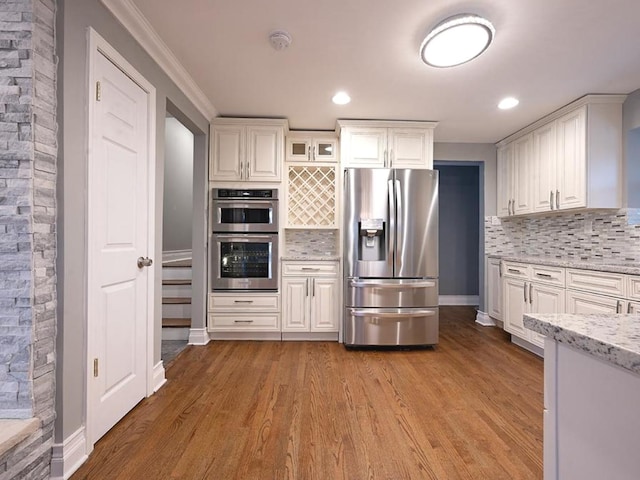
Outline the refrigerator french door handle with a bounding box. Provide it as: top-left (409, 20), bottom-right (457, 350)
top-left (387, 179), bottom-right (395, 270)
top-left (394, 178), bottom-right (403, 273)
top-left (348, 309), bottom-right (436, 318)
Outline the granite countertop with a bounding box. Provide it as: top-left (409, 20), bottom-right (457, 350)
top-left (488, 254), bottom-right (640, 276)
top-left (524, 313), bottom-right (640, 375)
top-left (281, 255), bottom-right (341, 261)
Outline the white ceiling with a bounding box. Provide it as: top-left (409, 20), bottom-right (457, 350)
top-left (130, 0), bottom-right (640, 143)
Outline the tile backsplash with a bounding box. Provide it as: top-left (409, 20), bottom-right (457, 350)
top-left (284, 229), bottom-right (338, 257)
top-left (485, 209), bottom-right (640, 262)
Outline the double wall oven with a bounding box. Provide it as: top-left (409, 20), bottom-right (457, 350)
top-left (211, 189), bottom-right (279, 291)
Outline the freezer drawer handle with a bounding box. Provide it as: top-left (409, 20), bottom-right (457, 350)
top-left (349, 280), bottom-right (436, 288)
top-left (348, 309), bottom-right (436, 318)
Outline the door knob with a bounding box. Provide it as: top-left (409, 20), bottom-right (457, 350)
top-left (137, 256), bottom-right (153, 268)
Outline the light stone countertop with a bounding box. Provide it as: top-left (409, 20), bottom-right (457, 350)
top-left (488, 254), bottom-right (640, 276)
top-left (524, 313), bottom-right (640, 375)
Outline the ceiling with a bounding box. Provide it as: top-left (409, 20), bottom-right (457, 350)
top-left (130, 0), bottom-right (640, 143)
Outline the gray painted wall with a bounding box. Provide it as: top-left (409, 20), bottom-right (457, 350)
top-left (433, 142), bottom-right (495, 312)
top-left (56, 0), bottom-right (209, 443)
top-left (163, 117), bottom-right (194, 252)
top-left (623, 89), bottom-right (640, 208)
top-left (435, 165), bottom-right (480, 296)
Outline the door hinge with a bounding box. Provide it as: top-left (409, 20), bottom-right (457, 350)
top-left (96, 81), bottom-right (101, 102)
top-left (93, 358), bottom-right (99, 377)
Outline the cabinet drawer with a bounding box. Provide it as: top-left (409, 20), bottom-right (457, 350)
top-left (208, 313), bottom-right (280, 330)
top-left (209, 293), bottom-right (280, 312)
top-left (566, 269), bottom-right (625, 297)
top-left (282, 261), bottom-right (339, 277)
top-left (502, 261), bottom-right (530, 279)
top-left (531, 264), bottom-right (565, 287)
top-left (627, 276), bottom-right (640, 301)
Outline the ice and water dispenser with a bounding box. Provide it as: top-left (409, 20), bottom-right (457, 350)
top-left (358, 218), bottom-right (386, 262)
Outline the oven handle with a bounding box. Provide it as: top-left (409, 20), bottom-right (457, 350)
top-left (213, 234), bottom-right (276, 240)
top-left (213, 200), bottom-right (277, 209)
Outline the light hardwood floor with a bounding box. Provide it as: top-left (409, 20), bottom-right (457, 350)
top-left (71, 306), bottom-right (543, 479)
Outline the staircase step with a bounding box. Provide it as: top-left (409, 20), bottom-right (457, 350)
top-left (162, 297), bottom-right (192, 305)
top-left (163, 259), bottom-right (192, 268)
top-left (162, 279), bottom-right (192, 286)
top-left (162, 318), bottom-right (191, 328)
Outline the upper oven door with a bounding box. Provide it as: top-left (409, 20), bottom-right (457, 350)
top-left (212, 199), bottom-right (279, 232)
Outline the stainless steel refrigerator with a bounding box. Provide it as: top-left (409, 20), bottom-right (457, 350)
top-left (343, 168), bottom-right (438, 347)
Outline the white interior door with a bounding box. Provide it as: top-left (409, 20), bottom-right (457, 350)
top-left (89, 49), bottom-right (152, 443)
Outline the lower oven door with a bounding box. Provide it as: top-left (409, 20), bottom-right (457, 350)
top-left (212, 233), bottom-right (278, 290)
top-left (343, 307), bottom-right (439, 346)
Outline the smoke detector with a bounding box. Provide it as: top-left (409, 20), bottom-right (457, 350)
top-left (269, 30), bottom-right (292, 51)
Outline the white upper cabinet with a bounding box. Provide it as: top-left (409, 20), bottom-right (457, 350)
top-left (496, 95), bottom-right (624, 217)
top-left (210, 118), bottom-right (287, 182)
top-left (497, 144), bottom-right (514, 217)
top-left (286, 131), bottom-right (338, 163)
top-left (337, 120), bottom-right (437, 169)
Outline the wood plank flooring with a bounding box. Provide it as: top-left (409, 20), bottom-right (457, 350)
top-left (71, 306), bottom-right (543, 479)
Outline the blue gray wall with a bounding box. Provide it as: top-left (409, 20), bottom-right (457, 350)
top-left (434, 164), bottom-right (480, 296)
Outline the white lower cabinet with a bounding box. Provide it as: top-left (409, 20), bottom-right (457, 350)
top-left (486, 257), bottom-right (502, 321)
top-left (566, 290), bottom-right (620, 314)
top-left (208, 292), bottom-right (280, 333)
top-left (502, 261), bottom-right (565, 352)
top-left (282, 261), bottom-right (340, 337)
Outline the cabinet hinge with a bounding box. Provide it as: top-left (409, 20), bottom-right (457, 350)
top-left (93, 358), bottom-right (99, 377)
top-left (96, 81), bottom-right (101, 102)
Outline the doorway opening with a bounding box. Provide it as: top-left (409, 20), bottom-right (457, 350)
top-left (161, 113), bottom-right (194, 360)
top-left (433, 162), bottom-right (483, 309)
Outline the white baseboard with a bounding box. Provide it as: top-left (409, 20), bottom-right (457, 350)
top-left (50, 426), bottom-right (88, 480)
top-left (439, 295), bottom-right (479, 306)
top-left (209, 331), bottom-right (282, 341)
top-left (153, 360), bottom-right (167, 393)
top-left (512, 335), bottom-right (544, 358)
top-left (162, 327), bottom-right (190, 341)
top-left (282, 332), bottom-right (339, 341)
top-left (475, 310), bottom-right (496, 327)
top-left (162, 249), bottom-right (192, 263)
top-left (188, 327), bottom-right (210, 345)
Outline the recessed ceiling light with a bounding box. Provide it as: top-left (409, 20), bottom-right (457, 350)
top-left (421, 14), bottom-right (495, 68)
top-left (498, 97), bottom-right (519, 110)
top-left (332, 91), bottom-right (351, 105)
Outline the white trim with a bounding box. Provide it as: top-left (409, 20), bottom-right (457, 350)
top-left (162, 249), bottom-right (192, 263)
top-left (50, 426), bottom-right (88, 480)
top-left (188, 327), bottom-right (211, 345)
top-left (86, 28), bottom-right (158, 452)
top-left (438, 295), bottom-right (479, 306)
top-left (282, 332), bottom-right (339, 341)
top-left (512, 335), bottom-right (544, 358)
top-left (100, 0), bottom-right (217, 120)
top-left (209, 331), bottom-right (282, 341)
top-left (475, 310), bottom-right (496, 327)
top-left (152, 361), bottom-right (167, 393)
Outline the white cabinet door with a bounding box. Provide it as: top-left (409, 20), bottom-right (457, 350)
top-left (628, 301), bottom-right (640, 314)
top-left (388, 128), bottom-right (433, 169)
top-left (566, 290), bottom-right (619, 314)
top-left (512, 134), bottom-right (533, 215)
top-left (341, 127), bottom-right (387, 167)
top-left (286, 136), bottom-right (312, 162)
top-left (503, 277), bottom-right (529, 338)
top-left (247, 125), bottom-right (282, 181)
top-left (556, 106), bottom-right (586, 210)
top-left (529, 283), bottom-right (565, 348)
top-left (497, 144), bottom-right (513, 217)
top-left (211, 124), bottom-right (244, 181)
top-left (533, 122), bottom-right (557, 213)
top-left (487, 258), bottom-right (502, 321)
top-left (282, 277), bottom-right (309, 331)
top-left (310, 277), bottom-right (339, 332)
top-left (312, 138), bottom-right (338, 162)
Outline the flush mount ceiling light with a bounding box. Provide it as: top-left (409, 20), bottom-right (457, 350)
top-left (420, 14), bottom-right (495, 67)
top-left (332, 91), bottom-right (351, 105)
top-left (498, 97), bottom-right (519, 110)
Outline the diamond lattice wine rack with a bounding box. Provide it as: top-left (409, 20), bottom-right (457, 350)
top-left (287, 166), bottom-right (337, 227)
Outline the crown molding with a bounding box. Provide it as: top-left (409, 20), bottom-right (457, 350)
top-left (101, 0), bottom-right (217, 120)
